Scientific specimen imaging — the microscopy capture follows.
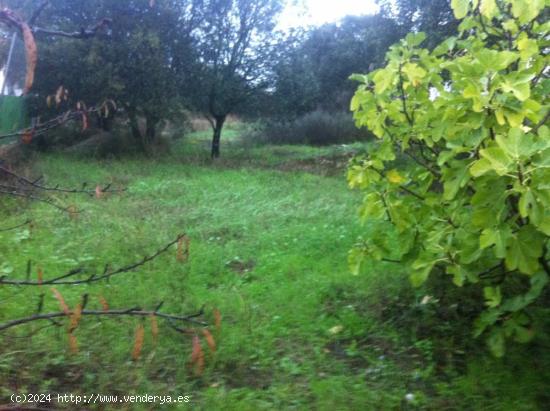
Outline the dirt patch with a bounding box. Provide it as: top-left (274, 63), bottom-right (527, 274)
top-left (226, 259), bottom-right (256, 274)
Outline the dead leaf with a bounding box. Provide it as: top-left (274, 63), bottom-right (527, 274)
top-left (21, 21), bottom-right (37, 94)
top-left (22, 130), bottom-right (33, 144)
top-left (95, 185), bottom-right (103, 199)
top-left (82, 113), bottom-right (88, 131)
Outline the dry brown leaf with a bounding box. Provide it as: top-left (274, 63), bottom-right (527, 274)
top-left (22, 130), bottom-right (33, 144)
top-left (132, 323), bottom-right (145, 360)
top-left (21, 21), bottom-right (37, 94)
top-left (51, 287), bottom-right (70, 315)
top-left (82, 113), bottom-right (89, 131)
top-left (55, 86), bottom-right (65, 105)
top-left (95, 185), bottom-right (103, 199)
top-left (202, 329), bottom-right (216, 354)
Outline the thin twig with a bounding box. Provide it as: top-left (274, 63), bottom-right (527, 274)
top-left (0, 307), bottom-right (206, 332)
top-left (0, 219), bottom-right (31, 232)
top-left (0, 234), bottom-right (188, 286)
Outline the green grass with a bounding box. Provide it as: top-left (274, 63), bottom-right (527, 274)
top-left (1, 134), bottom-right (549, 410)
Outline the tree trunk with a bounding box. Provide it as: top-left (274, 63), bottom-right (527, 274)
top-left (128, 108), bottom-right (145, 150)
top-left (145, 115), bottom-right (158, 147)
top-left (211, 115), bottom-right (226, 159)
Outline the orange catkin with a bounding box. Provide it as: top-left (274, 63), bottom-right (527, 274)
top-left (150, 314), bottom-right (159, 344)
top-left (68, 333), bottom-right (79, 354)
top-left (69, 304), bottom-right (83, 333)
top-left (132, 324), bottom-right (145, 360)
top-left (98, 295), bottom-right (109, 312)
top-left (37, 267), bottom-right (43, 287)
top-left (51, 288), bottom-right (70, 315)
top-left (190, 335), bottom-right (205, 376)
top-left (213, 308), bottom-right (222, 333)
top-left (202, 329), bottom-right (216, 354)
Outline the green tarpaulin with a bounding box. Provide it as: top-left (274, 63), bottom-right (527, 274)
top-left (0, 96), bottom-right (28, 143)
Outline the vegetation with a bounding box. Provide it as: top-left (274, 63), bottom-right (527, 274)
top-left (1, 0), bottom-right (549, 409)
top-left (349, 0), bottom-right (549, 356)
top-left (2, 134), bottom-right (550, 409)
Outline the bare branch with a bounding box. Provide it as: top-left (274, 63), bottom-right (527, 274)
top-left (0, 234), bottom-right (188, 286)
top-left (32, 18), bottom-right (112, 39)
top-left (0, 307), bottom-right (206, 332)
top-left (0, 219), bottom-right (31, 232)
top-left (0, 166), bottom-right (125, 196)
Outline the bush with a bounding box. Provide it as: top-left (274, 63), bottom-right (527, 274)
top-left (244, 110), bottom-right (372, 146)
top-left (348, 0), bottom-right (549, 357)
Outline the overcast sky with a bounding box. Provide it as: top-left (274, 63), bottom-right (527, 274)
top-left (278, 0), bottom-right (379, 30)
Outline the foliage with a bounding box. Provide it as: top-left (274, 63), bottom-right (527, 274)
top-left (185, 0), bottom-right (283, 158)
top-left (377, 0), bottom-right (459, 49)
top-left (11, 0), bottom-right (194, 150)
top-left (2, 137), bottom-right (549, 408)
top-left (268, 15), bottom-right (402, 117)
top-left (245, 110), bottom-right (372, 146)
top-left (348, 0), bottom-right (549, 356)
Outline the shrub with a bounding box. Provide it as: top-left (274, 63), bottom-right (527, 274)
top-left (348, 0), bottom-right (549, 357)
top-left (244, 110), bottom-right (372, 146)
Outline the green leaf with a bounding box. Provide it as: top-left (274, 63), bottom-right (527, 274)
top-left (373, 69), bottom-right (394, 94)
top-left (487, 329), bottom-right (506, 357)
top-left (405, 32), bottom-right (426, 47)
top-left (470, 158), bottom-right (493, 177)
top-left (359, 192), bottom-right (386, 222)
top-left (480, 0), bottom-right (497, 19)
top-left (411, 254), bottom-right (437, 287)
top-left (451, 0), bottom-right (469, 19)
top-left (484, 286), bottom-right (502, 308)
top-left (517, 33), bottom-right (539, 60)
top-left (402, 63), bottom-right (426, 87)
top-left (511, 0), bottom-right (545, 24)
top-left (348, 246), bottom-right (366, 276)
top-left (505, 226), bottom-right (544, 275)
top-left (495, 128), bottom-right (536, 159)
top-left (479, 147), bottom-right (513, 176)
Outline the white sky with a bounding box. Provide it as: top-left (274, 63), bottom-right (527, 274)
top-left (278, 0), bottom-right (379, 30)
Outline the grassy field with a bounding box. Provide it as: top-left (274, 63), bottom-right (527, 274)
top-left (1, 133), bottom-right (549, 410)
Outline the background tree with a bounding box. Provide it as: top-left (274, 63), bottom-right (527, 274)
top-left (186, 0), bottom-right (284, 158)
top-left (377, 0), bottom-right (459, 49)
top-left (24, 0), bottom-right (196, 151)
